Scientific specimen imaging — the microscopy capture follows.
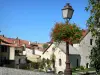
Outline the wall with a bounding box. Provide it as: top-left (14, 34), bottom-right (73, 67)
top-left (9, 47), bottom-right (15, 60)
top-left (41, 43), bottom-right (81, 74)
top-left (0, 46), bottom-right (9, 60)
top-left (79, 32), bottom-right (95, 67)
top-left (0, 67), bottom-right (55, 75)
top-left (41, 44), bottom-right (55, 59)
top-left (35, 49), bottom-right (42, 56)
top-left (24, 48), bottom-right (33, 57)
top-left (24, 48), bottom-right (40, 62)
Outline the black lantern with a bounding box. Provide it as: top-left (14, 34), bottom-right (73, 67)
top-left (62, 3), bottom-right (74, 20)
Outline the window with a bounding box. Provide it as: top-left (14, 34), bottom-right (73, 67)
top-left (86, 63), bottom-right (89, 68)
top-left (1, 46), bottom-right (7, 52)
top-left (90, 39), bottom-right (93, 45)
top-left (59, 59), bottom-right (62, 66)
top-left (77, 59), bottom-right (79, 67)
top-left (33, 50), bottom-right (35, 54)
top-left (52, 47), bottom-right (55, 51)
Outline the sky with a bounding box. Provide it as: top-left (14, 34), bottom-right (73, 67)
top-left (0, 0), bottom-right (90, 43)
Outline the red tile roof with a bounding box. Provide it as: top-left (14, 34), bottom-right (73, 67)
top-left (0, 35), bottom-right (30, 48)
top-left (0, 35), bottom-right (45, 52)
top-left (0, 36), bottom-right (13, 44)
top-left (82, 29), bottom-right (88, 37)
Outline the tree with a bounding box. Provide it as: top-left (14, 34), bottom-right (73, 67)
top-left (85, 0), bottom-right (100, 36)
top-left (86, 0), bottom-right (100, 73)
top-left (43, 44), bottom-right (49, 49)
top-left (89, 37), bottom-right (100, 72)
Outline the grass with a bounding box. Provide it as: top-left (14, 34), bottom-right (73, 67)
top-left (72, 68), bottom-right (96, 75)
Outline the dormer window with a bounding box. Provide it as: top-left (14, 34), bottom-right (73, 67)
top-left (90, 39), bottom-right (93, 45)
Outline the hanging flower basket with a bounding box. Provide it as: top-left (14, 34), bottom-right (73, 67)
top-left (51, 22), bottom-right (82, 44)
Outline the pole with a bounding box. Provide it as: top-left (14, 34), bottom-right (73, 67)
top-left (64, 19), bottom-right (72, 75)
top-left (64, 42), bottom-right (72, 75)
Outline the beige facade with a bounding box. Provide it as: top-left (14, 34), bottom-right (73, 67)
top-left (23, 48), bottom-right (42, 62)
top-left (9, 47), bottom-right (15, 60)
top-left (41, 43), bottom-right (81, 74)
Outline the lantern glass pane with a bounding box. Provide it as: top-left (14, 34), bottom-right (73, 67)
top-left (62, 9), bottom-right (68, 19)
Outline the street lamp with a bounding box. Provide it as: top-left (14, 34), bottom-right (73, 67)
top-left (62, 3), bottom-right (74, 75)
top-left (62, 3), bottom-right (74, 21)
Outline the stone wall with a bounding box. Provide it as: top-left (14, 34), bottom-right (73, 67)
top-left (0, 67), bottom-right (55, 75)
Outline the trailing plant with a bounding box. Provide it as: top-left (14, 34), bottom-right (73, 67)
top-left (51, 22), bottom-right (82, 43)
top-left (50, 53), bottom-right (56, 73)
top-left (39, 58), bottom-right (46, 69)
top-left (46, 59), bottom-right (52, 70)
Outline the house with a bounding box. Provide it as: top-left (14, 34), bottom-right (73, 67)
top-left (23, 43), bottom-right (44, 62)
top-left (41, 30), bottom-right (90, 74)
top-left (79, 31), bottom-right (95, 68)
top-left (41, 42), bottom-right (81, 74)
top-left (0, 35), bottom-right (31, 68)
top-left (0, 35), bottom-right (45, 69)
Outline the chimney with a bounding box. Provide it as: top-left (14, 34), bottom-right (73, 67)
top-left (29, 41), bottom-right (31, 45)
top-left (16, 37), bottom-right (20, 46)
top-left (2, 35), bottom-right (4, 37)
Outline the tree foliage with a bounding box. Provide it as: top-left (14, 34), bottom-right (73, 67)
top-left (39, 58), bottom-right (46, 69)
top-left (43, 44), bottom-right (49, 49)
top-left (85, 0), bottom-right (100, 36)
top-left (90, 37), bottom-right (100, 72)
top-left (86, 0), bottom-right (100, 72)
top-left (51, 22), bottom-right (82, 43)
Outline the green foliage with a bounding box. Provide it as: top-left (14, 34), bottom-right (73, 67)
top-left (39, 54), bottom-right (56, 72)
top-left (50, 53), bottom-right (56, 72)
top-left (51, 22), bottom-right (82, 43)
top-left (86, 0), bottom-right (100, 73)
top-left (46, 59), bottom-right (52, 70)
top-left (31, 62), bottom-right (40, 69)
top-left (79, 66), bottom-right (85, 70)
top-left (86, 0), bottom-right (100, 36)
top-left (89, 37), bottom-right (100, 72)
top-left (72, 67), bottom-right (77, 72)
top-left (39, 58), bottom-right (46, 69)
top-left (72, 67), bottom-right (95, 73)
top-left (43, 44), bottom-right (49, 49)
top-left (50, 53), bottom-right (56, 62)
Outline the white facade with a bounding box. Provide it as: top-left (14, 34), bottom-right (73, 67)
top-left (35, 49), bottom-right (43, 56)
top-left (23, 48), bottom-right (42, 62)
top-left (24, 48), bottom-right (43, 56)
top-left (9, 47), bottom-right (15, 60)
top-left (41, 43), bottom-right (81, 74)
top-left (79, 32), bottom-right (95, 67)
top-left (41, 31), bottom-right (97, 74)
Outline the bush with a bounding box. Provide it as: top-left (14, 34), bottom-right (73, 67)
top-left (31, 62), bottom-right (40, 69)
top-left (80, 66), bottom-right (84, 70)
top-left (72, 67), bottom-right (77, 72)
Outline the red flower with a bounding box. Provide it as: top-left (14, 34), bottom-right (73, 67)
top-left (69, 41), bottom-right (72, 44)
top-left (70, 26), bottom-right (73, 29)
